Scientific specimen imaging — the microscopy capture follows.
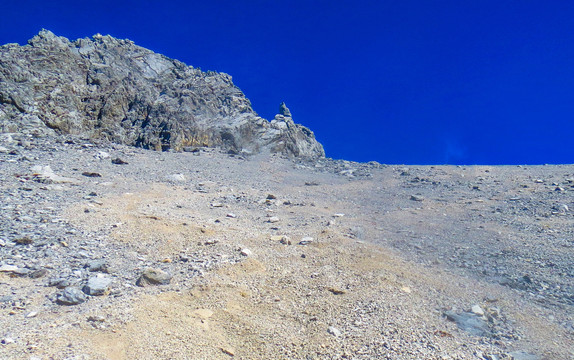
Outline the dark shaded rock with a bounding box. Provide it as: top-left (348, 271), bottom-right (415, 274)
top-left (28, 269), bottom-right (48, 279)
top-left (0, 30), bottom-right (324, 159)
top-left (136, 267), bottom-right (172, 286)
top-left (56, 287), bottom-right (87, 305)
top-left (111, 158), bottom-right (128, 165)
top-left (82, 171), bottom-right (102, 177)
top-left (279, 102), bottom-right (292, 117)
top-left (14, 236), bottom-right (33, 245)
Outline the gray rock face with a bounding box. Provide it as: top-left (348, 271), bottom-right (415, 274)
top-left (0, 30), bottom-right (324, 159)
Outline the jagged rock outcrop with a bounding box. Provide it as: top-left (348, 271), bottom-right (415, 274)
top-left (0, 30), bottom-right (325, 158)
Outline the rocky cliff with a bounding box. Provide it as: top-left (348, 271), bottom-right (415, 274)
top-left (0, 30), bottom-right (324, 158)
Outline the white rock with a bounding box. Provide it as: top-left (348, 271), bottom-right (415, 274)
top-left (240, 248), bottom-right (253, 257)
top-left (471, 305), bottom-right (484, 316)
top-left (166, 173), bottom-right (186, 182)
top-left (299, 237), bottom-right (314, 245)
top-left (0, 264), bottom-right (19, 272)
top-left (268, 216), bottom-right (280, 223)
top-left (25, 311), bottom-right (38, 318)
top-left (327, 326), bottom-right (341, 337)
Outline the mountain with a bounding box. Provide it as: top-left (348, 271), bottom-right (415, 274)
top-left (0, 30), bottom-right (324, 158)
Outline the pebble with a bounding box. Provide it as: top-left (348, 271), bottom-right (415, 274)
top-left (211, 202), bottom-right (224, 208)
top-left (240, 248), bottom-right (253, 257)
top-left (471, 304), bottom-right (485, 316)
top-left (166, 173), bottom-right (186, 182)
top-left (136, 267), bottom-right (172, 286)
top-left (85, 259), bottom-right (109, 273)
top-left (28, 269), bottom-right (48, 279)
top-left (327, 326), bottom-right (342, 337)
top-left (111, 157), bottom-right (128, 165)
top-left (299, 237), bottom-right (314, 245)
top-left (268, 216), bottom-right (280, 223)
top-left (410, 195), bottom-right (424, 202)
top-left (226, 213), bottom-right (237, 218)
top-left (25, 311), bottom-right (38, 318)
top-left (56, 287), bottom-right (87, 305)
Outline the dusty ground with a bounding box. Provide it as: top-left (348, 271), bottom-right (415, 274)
top-left (0, 135), bottom-right (572, 359)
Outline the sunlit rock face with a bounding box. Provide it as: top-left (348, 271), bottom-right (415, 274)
top-left (0, 30), bottom-right (324, 158)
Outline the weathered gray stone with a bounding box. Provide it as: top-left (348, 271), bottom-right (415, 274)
top-left (56, 287), bottom-right (87, 305)
top-left (136, 267), bottom-right (172, 286)
top-left (83, 276), bottom-right (112, 296)
top-left (0, 30), bottom-right (324, 159)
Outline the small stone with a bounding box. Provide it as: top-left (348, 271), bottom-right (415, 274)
top-left (333, 213), bottom-right (345, 217)
top-left (82, 172), bottom-right (102, 177)
top-left (410, 195), bottom-right (424, 202)
top-left (136, 267), bottom-right (172, 286)
top-left (85, 260), bottom-right (109, 273)
top-left (83, 276), bottom-right (112, 296)
top-left (327, 326), bottom-right (342, 337)
top-left (221, 347), bottom-right (235, 356)
top-left (57, 287), bottom-right (87, 305)
top-left (240, 248), bottom-right (253, 257)
top-left (226, 213), bottom-right (237, 218)
top-left (166, 173), bottom-right (186, 182)
top-left (327, 287), bottom-right (346, 295)
top-left (299, 237), bottom-right (314, 245)
top-left (111, 158), bottom-right (128, 165)
top-left (95, 151), bottom-right (110, 159)
top-left (266, 194), bottom-right (277, 200)
top-left (28, 269), bottom-right (48, 279)
top-left (14, 236), bottom-right (34, 245)
top-left (268, 216), bottom-right (280, 223)
top-left (211, 202), bottom-right (224, 208)
top-left (471, 304), bottom-right (485, 316)
top-left (87, 315), bottom-right (106, 323)
top-left (48, 278), bottom-right (71, 289)
top-left (25, 311), bottom-right (38, 318)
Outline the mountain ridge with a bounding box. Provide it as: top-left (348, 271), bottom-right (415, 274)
top-left (0, 29), bottom-right (325, 158)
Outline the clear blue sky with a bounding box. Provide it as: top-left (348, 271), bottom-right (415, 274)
top-left (2, 1), bottom-right (574, 164)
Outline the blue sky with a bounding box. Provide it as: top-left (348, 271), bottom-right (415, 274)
top-left (2, 1), bottom-right (574, 164)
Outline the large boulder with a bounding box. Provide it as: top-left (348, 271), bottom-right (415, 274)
top-left (0, 30), bottom-right (325, 159)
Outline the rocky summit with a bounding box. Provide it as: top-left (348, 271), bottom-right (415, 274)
top-left (0, 30), bottom-right (324, 158)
